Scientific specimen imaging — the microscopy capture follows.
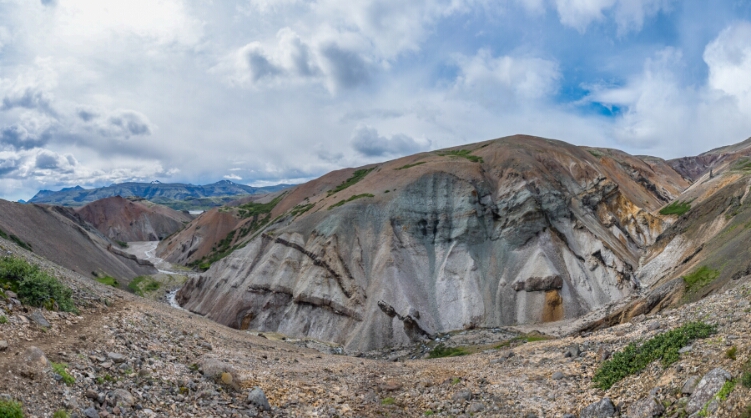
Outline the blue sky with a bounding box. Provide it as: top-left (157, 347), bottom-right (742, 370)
top-left (1, 0), bottom-right (751, 201)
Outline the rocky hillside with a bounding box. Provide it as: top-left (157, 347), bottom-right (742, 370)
top-left (171, 135), bottom-right (693, 351)
top-left (29, 180), bottom-right (291, 211)
top-left (76, 197), bottom-right (193, 243)
top-left (0, 199), bottom-right (156, 280)
top-left (2, 231), bottom-right (751, 417)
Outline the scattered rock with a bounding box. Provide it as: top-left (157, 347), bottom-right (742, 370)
top-left (682, 375), bottom-right (700, 395)
top-left (28, 310), bottom-right (50, 327)
top-left (107, 352), bottom-right (127, 363)
top-left (83, 407), bottom-right (100, 418)
top-left (580, 397), bottom-right (618, 418)
top-left (686, 368), bottom-right (732, 415)
top-left (112, 389), bottom-right (135, 408)
top-left (564, 345), bottom-right (581, 358)
top-left (247, 387), bottom-right (271, 411)
top-left (468, 402), bottom-right (485, 413)
top-left (0, 340), bottom-right (7, 351)
top-left (627, 396), bottom-right (664, 418)
top-left (552, 372), bottom-right (564, 380)
top-left (451, 389), bottom-right (472, 402)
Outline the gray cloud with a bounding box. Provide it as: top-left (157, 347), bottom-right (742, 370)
top-left (35, 151), bottom-right (59, 169)
top-left (351, 126), bottom-right (430, 157)
top-left (320, 44), bottom-right (370, 89)
top-left (0, 155), bottom-right (20, 176)
top-left (77, 109), bottom-right (98, 122)
top-left (0, 124), bottom-right (51, 150)
top-left (1, 87), bottom-right (56, 116)
top-left (40, 0), bottom-right (57, 6)
top-left (102, 110), bottom-right (152, 138)
top-left (245, 46), bottom-right (283, 83)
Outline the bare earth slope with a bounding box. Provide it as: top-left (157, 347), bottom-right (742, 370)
top-left (174, 135), bottom-right (691, 351)
top-left (76, 196), bottom-right (193, 242)
top-left (0, 199), bottom-right (156, 280)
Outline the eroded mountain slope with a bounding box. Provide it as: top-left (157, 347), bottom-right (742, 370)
top-left (174, 135), bottom-right (691, 351)
top-left (76, 196), bottom-right (193, 242)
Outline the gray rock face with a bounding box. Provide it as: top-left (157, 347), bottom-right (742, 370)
top-left (686, 368), bottom-right (731, 414)
top-left (175, 137), bottom-right (687, 350)
top-left (83, 407), bottom-right (100, 418)
top-left (580, 397), bottom-right (618, 418)
top-left (682, 375), bottom-right (700, 395)
top-left (247, 387), bottom-right (270, 411)
top-left (29, 310), bottom-right (50, 327)
top-left (627, 396), bottom-right (664, 418)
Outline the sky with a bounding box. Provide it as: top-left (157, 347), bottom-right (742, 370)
top-left (1, 0), bottom-right (751, 201)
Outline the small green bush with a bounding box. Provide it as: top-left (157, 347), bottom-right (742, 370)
top-left (52, 410), bottom-right (69, 418)
top-left (50, 362), bottom-right (75, 385)
top-left (0, 315), bottom-right (7, 324)
top-left (0, 257), bottom-right (76, 313)
top-left (328, 194), bottom-right (375, 210)
top-left (660, 200), bottom-right (691, 216)
top-left (395, 162), bottom-right (426, 170)
top-left (128, 276), bottom-right (160, 297)
top-left (114, 240), bottom-right (128, 248)
top-left (381, 397), bottom-right (395, 406)
top-left (683, 266), bottom-right (720, 297)
top-left (0, 399), bottom-right (24, 418)
top-left (593, 322), bottom-right (716, 390)
top-left (290, 203), bottom-right (315, 217)
top-left (726, 346), bottom-right (737, 360)
top-left (436, 149), bottom-right (483, 163)
top-left (95, 276), bottom-right (119, 287)
top-left (427, 344), bottom-right (469, 359)
top-left (328, 168), bottom-right (375, 196)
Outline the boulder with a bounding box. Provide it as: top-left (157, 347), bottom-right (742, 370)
top-left (247, 387), bottom-right (271, 411)
top-left (627, 396), bottom-right (664, 418)
top-left (112, 389), bottom-right (135, 408)
top-left (29, 310), bottom-right (50, 327)
top-left (686, 368), bottom-right (731, 415)
top-left (580, 397), bottom-right (618, 418)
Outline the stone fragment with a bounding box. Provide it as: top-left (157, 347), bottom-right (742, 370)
top-left (451, 389), bottom-right (472, 402)
top-left (29, 310), bottom-right (50, 327)
top-left (565, 345), bottom-right (581, 358)
top-left (247, 387), bottom-right (271, 411)
top-left (682, 376), bottom-right (700, 395)
top-left (0, 340), bottom-right (7, 351)
top-left (552, 372), bottom-right (564, 380)
top-left (221, 372), bottom-right (233, 385)
top-left (468, 402), bottom-right (485, 413)
top-left (83, 407), bottom-right (100, 418)
top-left (580, 397), bottom-right (618, 418)
top-left (112, 389), bottom-right (135, 408)
top-left (627, 396), bottom-right (664, 418)
top-left (686, 368), bottom-right (731, 414)
top-left (107, 352), bottom-right (126, 363)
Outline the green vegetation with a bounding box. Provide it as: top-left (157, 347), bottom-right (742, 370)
top-left (290, 203), bottom-right (315, 217)
top-left (427, 344), bottom-right (469, 359)
top-left (742, 405), bottom-right (751, 418)
top-left (395, 162), bottom-right (426, 170)
top-left (0, 228), bottom-right (32, 252)
top-left (0, 315), bottom-right (7, 324)
top-left (660, 200), bottom-right (692, 216)
top-left (683, 266), bottom-right (720, 297)
top-left (741, 359), bottom-right (751, 388)
top-left (424, 410), bottom-right (435, 416)
top-left (127, 276), bottom-right (161, 296)
top-left (50, 362), bottom-right (75, 385)
top-left (237, 194), bottom-right (284, 219)
top-left (0, 399), bottom-right (24, 418)
top-left (587, 149), bottom-right (603, 158)
top-left (328, 194), bottom-right (375, 210)
top-left (732, 158), bottom-right (751, 172)
top-left (114, 240), bottom-right (128, 248)
top-left (96, 374), bottom-right (116, 384)
top-left (0, 257), bottom-right (77, 313)
top-left (436, 149), bottom-right (483, 163)
top-left (494, 334), bottom-right (551, 349)
top-left (699, 380), bottom-right (736, 416)
top-left (52, 410), bottom-right (69, 418)
top-left (328, 168), bottom-right (375, 196)
top-left (593, 322), bottom-right (716, 390)
top-left (95, 276), bottom-right (119, 287)
top-left (380, 397), bottom-right (395, 406)
top-left (726, 346), bottom-right (737, 360)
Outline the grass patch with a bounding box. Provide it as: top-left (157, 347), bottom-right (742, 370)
top-left (726, 346), bottom-right (737, 360)
top-left (114, 240), bottom-right (128, 248)
top-left (50, 362), bottom-right (75, 385)
top-left (732, 158), bottom-right (751, 172)
top-left (328, 168), bottom-right (375, 196)
top-left (52, 410), bottom-right (69, 418)
top-left (587, 149), bottom-right (603, 158)
top-left (290, 203), bottom-right (315, 217)
top-left (436, 149), bottom-right (483, 163)
top-left (381, 397), bottom-right (395, 406)
top-left (0, 399), bottom-right (24, 418)
top-left (741, 359), bottom-right (751, 388)
top-left (0, 315), bottom-right (7, 324)
top-left (427, 344), bottom-right (469, 359)
top-left (424, 410), bottom-right (434, 416)
top-left (328, 194), bottom-right (375, 210)
top-left (237, 194), bottom-right (284, 219)
top-left (96, 374), bottom-right (116, 384)
top-left (683, 266), bottom-right (720, 297)
top-left (127, 276), bottom-right (161, 297)
top-left (699, 380), bottom-right (736, 416)
top-left (659, 200), bottom-right (692, 216)
top-left (494, 334), bottom-right (551, 349)
top-left (0, 257), bottom-right (77, 313)
top-left (95, 276), bottom-right (119, 287)
top-left (0, 228), bottom-right (32, 252)
top-left (593, 322), bottom-right (716, 390)
top-left (395, 162), bottom-right (426, 170)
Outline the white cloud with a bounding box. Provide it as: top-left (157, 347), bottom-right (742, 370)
top-left (223, 174), bottom-right (242, 180)
top-left (553, 0), bottom-right (672, 34)
top-left (351, 126), bottom-right (431, 157)
top-left (704, 21), bottom-right (751, 114)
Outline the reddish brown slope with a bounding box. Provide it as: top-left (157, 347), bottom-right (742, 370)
top-left (76, 196), bottom-right (192, 242)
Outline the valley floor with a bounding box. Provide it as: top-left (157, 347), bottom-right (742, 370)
top-left (2, 241), bottom-right (751, 417)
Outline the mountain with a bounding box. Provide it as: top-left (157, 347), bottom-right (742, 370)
top-left (28, 180), bottom-right (293, 210)
top-left (75, 196), bottom-right (194, 242)
top-left (0, 200), bottom-right (156, 280)
top-left (170, 135), bottom-right (695, 351)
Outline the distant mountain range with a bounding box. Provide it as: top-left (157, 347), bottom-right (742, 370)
top-left (28, 180), bottom-right (293, 210)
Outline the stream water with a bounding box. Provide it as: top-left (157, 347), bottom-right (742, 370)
top-left (122, 241), bottom-right (196, 310)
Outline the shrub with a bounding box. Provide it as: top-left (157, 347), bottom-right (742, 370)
top-left (52, 411), bottom-right (69, 418)
top-left (95, 276), bottom-right (119, 287)
top-left (128, 276), bottom-right (160, 297)
top-left (50, 362), bottom-right (75, 385)
top-left (660, 200), bottom-right (691, 216)
top-left (114, 240), bottom-right (128, 248)
top-left (395, 162), bottom-right (426, 170)
top-left (726, 346), bottom-right (737, 360)
top-left (290, 203), bottom-right (315, 217)
top-left (0, 315), bottom-right (6, 324)
top-left (427, 344), bottom-right (469, 359)
top-left (381, 397), bottom-right (395, 406)
top-left (0, 257), bottom-right (76, 313)
top-left (0, 399), bottom-right (24, 418)
top-left (593, 322), bottom-right (716, 390)
top-left (328, 194), bottom-right (375, 210)
top-left (436, 149), bottom-right (483, 163)
top-left (327, 168), bottom-right (375, 196)
top-left (683, 266), bottom-right (720, 297)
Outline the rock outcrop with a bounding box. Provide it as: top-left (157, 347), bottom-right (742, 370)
top-left (76, 196), bottom-right (192, 242)
top-left (176, 135), bottom-right (690, 351)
